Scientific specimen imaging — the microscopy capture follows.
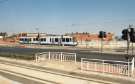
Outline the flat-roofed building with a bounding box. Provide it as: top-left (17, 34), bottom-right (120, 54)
top-left (70, 32), bottom-right (114, 42)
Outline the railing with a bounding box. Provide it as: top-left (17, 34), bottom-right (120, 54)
top-left (81, 58), bottom-right (134, 77)
top-left (35, 52), bottom-right (76, 63)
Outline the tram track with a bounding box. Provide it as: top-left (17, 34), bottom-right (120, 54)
top-left (0, 58), bottom-right (135, 84)
top-left (0, 59), bottom-right (112, 84)
top-left (0, 69), bottom-right (58, 84)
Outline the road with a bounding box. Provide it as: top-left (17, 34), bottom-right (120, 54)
top-left (0, 47), bottom-right (131, 61)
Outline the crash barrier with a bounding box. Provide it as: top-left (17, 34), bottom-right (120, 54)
top-left (81, 58), bottom-right (134, 77)
top-left (35, 52), bottom-right (76, 63)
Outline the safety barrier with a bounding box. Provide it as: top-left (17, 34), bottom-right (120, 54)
top-left (81, 58), bottom-right (134, 77)
top-left (35, 52), bottom-right (76, 63)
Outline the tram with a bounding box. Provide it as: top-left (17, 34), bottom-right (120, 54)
top-left (19, 35), bottom-right (77, 46)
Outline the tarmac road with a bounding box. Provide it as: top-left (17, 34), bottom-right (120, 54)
top-left (0, 46), bottom-right (130, 61)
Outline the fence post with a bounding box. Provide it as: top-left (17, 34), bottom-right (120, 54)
top-left (75, 53), bottom-right (77, 64)
top-left (81, 58), bottom-right (83, 72)
top-left (49, 52), bottom-right (51, 60)
top-left (61, 52), bottom-right (63, 62)
top-left (128, 60), bottom-right (130, 77)
top-left (95, 62), bottom-right (97, 71)
top-left (35, 53), bottom-right (37, 62)
top-left (131, 57), bottom-right (134, 77)
top-left (102, 60), bottom-right (104, 73)
top-left (87, 62), bottom-right (89, 71)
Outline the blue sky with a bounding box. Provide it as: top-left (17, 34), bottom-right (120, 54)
top-left (0, 0), bottom-right (135, 35)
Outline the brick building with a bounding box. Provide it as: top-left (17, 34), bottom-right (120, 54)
top-left (71, 32), bottom-right (114, 42)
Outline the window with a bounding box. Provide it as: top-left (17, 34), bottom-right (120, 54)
top-left (69, 38), bottom-right (71, 42)
top-left (24, 38), bottom-right (28, 41)
top-left (50, 38), bottom-right (52, 42)
top-left (22, 38), bottom-right (25, 41)
top-left (40, 38), bottom-right (44, 41)
top-left (28, 38), bottom-right (31, 41)
top-left (20, 38), bottom-right (23, 41)
top-left (22, 34), bottom-right (27, 37)
top-left (40, 38), bottom-right (46, 41)
top-left (36, 38), bottom-right (38, 41)
top-left (62, 38), bottom-right (65, 42)
top-left (33, 38), bottom-right (36, 41)
top-left (44, 38), bottom-right (46, 41)
top-left (66, 38), bottom-right (69, 42)
top-left (55, 38), bottom-right (58, 42)
top-left (33, 38), bottom-right (38, 41)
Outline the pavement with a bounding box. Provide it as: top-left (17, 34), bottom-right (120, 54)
top-left (0, 57), bottom-right (135, 84)
top-left (0, 75), bottom-right (21, 84)
top-left (0, 57), bottom-right (107, 84)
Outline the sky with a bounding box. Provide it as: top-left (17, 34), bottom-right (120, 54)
top-left (0, 0), bottom-right (135, 35)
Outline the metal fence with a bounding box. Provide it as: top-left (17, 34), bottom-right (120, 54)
top-left (35, 52), bottom-right (76, 63)
top-left (81, 58), bottom-right (134, 77)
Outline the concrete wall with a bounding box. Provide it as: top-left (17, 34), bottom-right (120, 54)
top-left (77, 41), bottom-right (128, 49)
top-left (0, 36), bottom-right (3, 39)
